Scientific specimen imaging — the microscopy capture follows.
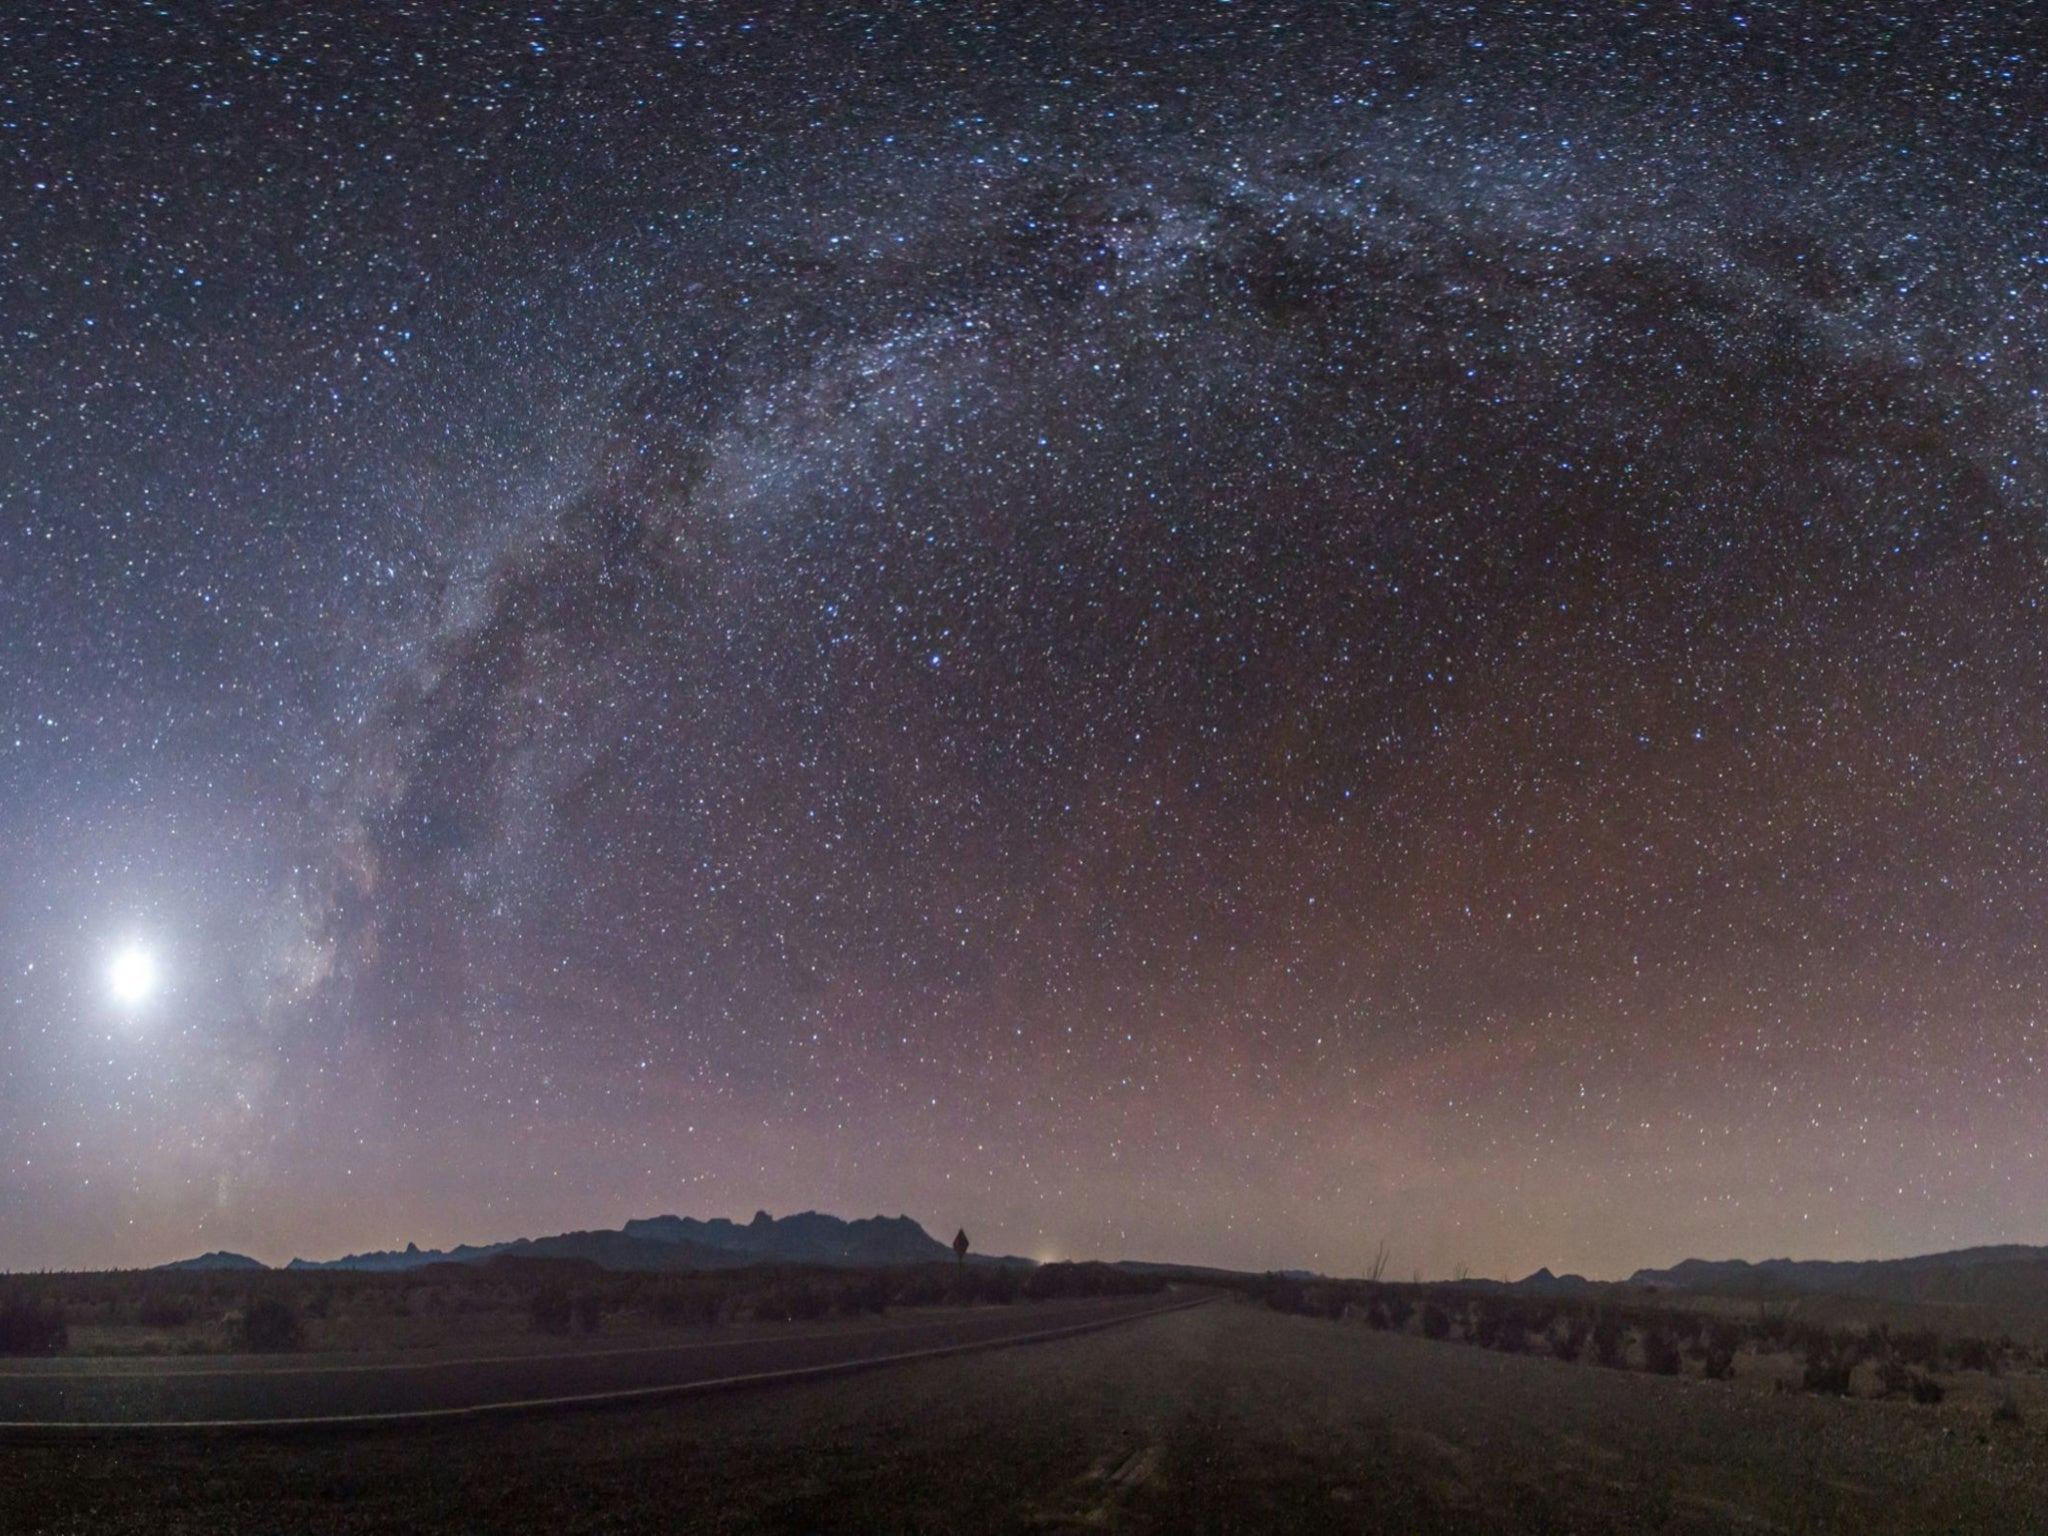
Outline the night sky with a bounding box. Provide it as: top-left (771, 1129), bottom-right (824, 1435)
top-left (5, 4), bottom-right (2046, 1279)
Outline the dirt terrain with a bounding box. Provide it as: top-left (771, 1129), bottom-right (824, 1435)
top-left (7, 1296), bottom-right (2045, 1533)
top-left (0, 1293), bottom-right (1191, 1425)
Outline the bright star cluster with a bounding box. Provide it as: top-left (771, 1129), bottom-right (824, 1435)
top-left (3, 5), bottom-right (2046, 1276)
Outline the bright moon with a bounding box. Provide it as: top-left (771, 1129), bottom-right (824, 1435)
top-left (108, 945), bottom-right (158, 1006)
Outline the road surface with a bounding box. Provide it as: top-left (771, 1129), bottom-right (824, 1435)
top-left (0, 1293), bottom-right (1206, 1429)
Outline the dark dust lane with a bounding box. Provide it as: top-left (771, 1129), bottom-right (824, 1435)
top-left (0, 1294), bottom-right (1205, 1428)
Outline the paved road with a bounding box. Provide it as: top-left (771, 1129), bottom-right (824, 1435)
top-left (0, 1293), bottom-right (1206, 1429)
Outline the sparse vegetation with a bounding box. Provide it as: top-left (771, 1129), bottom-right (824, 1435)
top-left (0, 1293), bottom-right (68, 1354)
top-left (235, 1292), bottom-right (305, 1352)
top-left (529, 1284), bottom-right (574, 1335)
top-left (1640, 1326), bottom-right (1683, 1376)
top-left (1592, 1312), bottom-right (1627, 1368)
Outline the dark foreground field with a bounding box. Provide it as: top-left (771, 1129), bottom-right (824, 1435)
top-left (7, 1298), bottom-right (2045, 1534)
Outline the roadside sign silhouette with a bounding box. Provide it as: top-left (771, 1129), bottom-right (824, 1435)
top-left (953, 1229), bottom-right (970, 1265)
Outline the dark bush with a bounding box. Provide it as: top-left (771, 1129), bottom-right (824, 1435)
top-left (1554, 1315), bottom-right (1590, 1363)
top-left (1384, 1293), bottom-right (1414, 1331)
top-left (1894, 1329), bottom-right (1942, 1369)
top-left (1701, 1320), bottom-right (1740, 1380)
top-left (572, 1293), bottom-right (603, 1333)
top-left (1953, 1336), bottom-right (1996, 1373)
top-left (787, 1284), bottom-right (830, 1322)
top-left (0, 1296), bottom-right (68, 1355)
top-left (237, 1293), bottom-right (303, 1353)
top-left (1910, 1373), bottom-right (1945, 1405)
top-left (652, 1285), bottom-right (722, 1326)
top-left (983, 1266), bottom-right (1020, 1304)
top-left (1802, 1341), bottom-right (1854, 1395)
top-left (1420, 1302), bottom-right (1451, 1341)
top-left (137, 1293), bottom-right (194, 1329)
top-left (855, 1272), bottom-right (892, 1314)
top-left (1592, 1314), bottom-right (1627, 1368)
top-left (1489, 1308), bottom-right (1529, 1355)
top-left (1641, 1327), bottom-right (1683, 1376)
top-left (1261, 1276), bottom-right (1307, 1315)
top-left (529, 1285), bottom-right (574, 1335)
top-left (1306, 1285), bottom-right (1346, 1321)
top-left (1473, 1305), bottom-right (1502, 1349)
top-left (1994, 1393), bottom-right (2024, 1425)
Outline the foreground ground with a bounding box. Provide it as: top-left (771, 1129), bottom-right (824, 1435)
top-left (6, 1298), bottom-right (2044, 1534)
top-left (0, 1294), bottom-right (1190, 1424)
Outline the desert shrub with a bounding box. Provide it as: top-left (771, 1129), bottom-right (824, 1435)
top-left (1261, 1276), bottom-right (1307, 1315)
top-left (1910, 1373), bottom-right (1945, 1405)
top-left (1554, 1314), bottom-right (1590, 1363)
top-left (236, 1293), bottom-right (303, 1352)
top-left (0, 1296), bottom-right (68, 1355)
top-left (787, 1284), bottom-right (830, 1322)
top-left (1489, 1308), bottom-right (1529, 1355)
top-left (855, 1272), bottom-right (892, 1314)
top-left (1801, 1336), bottom-right (1854, 1396)
top-left (1701, 1320), bottom-right (1740, 1380)
top-left (529, 1285), bottom-right (574, 1335)
top-left (1876, 1357), bottom-right (1913, 1397)
top-left (137, 1293), bottom-right (194, 1329)
top-left (982, 1266), bottom-right (1020, 1304)
top-left (1592, 1314), bottom-right (1627, 1368)
top-left (303, 1287), bottom-right (333, 1320)
top-left (1307, 1285), bottom-right (1347, 1321)
top-left (1383, 1292), bottom-right (1414, 1331)
top-left (949, 1268), bottom-right (987, 1306)
top-left (1420, 1302), bottom-right (1451, 1341)
top-left (652, 1285), bottom-right (722, 1326)
top-left (1994, 1393), bottom-right (2024, 1425)
top-left (1641, 1327), bottom-right (1683, 1376)
top-left (1952, 1336), bottom-right (1996, 1373)
top-left (572, 1293), bottom-right (603, 1333)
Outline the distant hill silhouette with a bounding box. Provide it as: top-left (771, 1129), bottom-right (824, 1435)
top-left (280, 1210), bottom-right (968, 1273)
top-left (623, 1210), bottom-right (954, 1265)
top-left (1626, 1245), bottom-right (2048, 1310)
top-left (1510, 1267), bottom-right (1598, 1295)
top-left (157, 1251), bottom-right (266, 1271)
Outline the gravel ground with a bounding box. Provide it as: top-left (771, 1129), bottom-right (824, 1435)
top-left (4, 1298), bottom-right (2043, 1533)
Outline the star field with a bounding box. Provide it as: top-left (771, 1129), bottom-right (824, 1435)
top-left (4, 3), bottom-right (2047, 1277)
